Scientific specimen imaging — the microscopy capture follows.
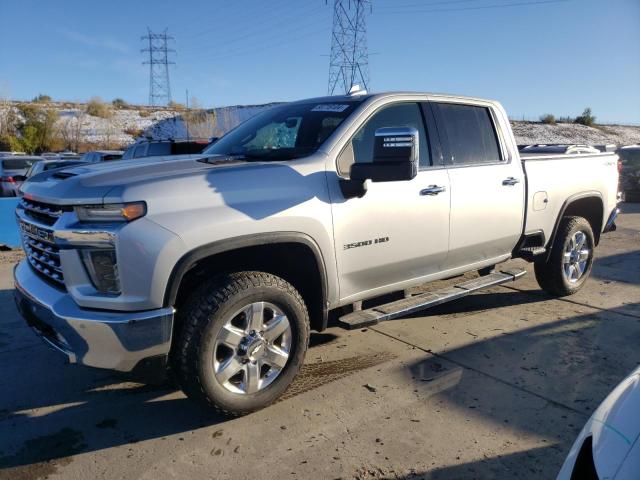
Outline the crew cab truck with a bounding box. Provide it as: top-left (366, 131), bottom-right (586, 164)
top-left (14, 92), bottom-right (620, 415)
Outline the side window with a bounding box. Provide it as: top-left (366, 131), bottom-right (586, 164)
top-left (337, 102), bottom-right (430, 176)
top-left (133, 144), bottom-right (147, 158)
top-left (434, 103), bottom-right (502, 165)
top-left (147, 143), bottom-right (171, 157)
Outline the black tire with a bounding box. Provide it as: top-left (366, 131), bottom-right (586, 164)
top-left (172, 271), bottom-right (309, 416)
top-left (534, 216), bottom-right (595, 296)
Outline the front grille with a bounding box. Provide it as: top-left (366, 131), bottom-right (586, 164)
top-left (22, 229), bottom-right (64, 287)
top-left (19, 198), bottom-right (70, 226)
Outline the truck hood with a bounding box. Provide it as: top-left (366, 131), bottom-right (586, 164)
top-left (20, 155), bottom-right (245, 204)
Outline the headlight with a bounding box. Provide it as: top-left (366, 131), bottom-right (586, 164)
top-left (81, 249), bottom-right (120, 294)
top-left (75, 202), bottom-right (146, 223)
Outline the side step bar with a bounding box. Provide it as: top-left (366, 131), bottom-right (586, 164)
top-left (337, 268), bottom-right (526, 330)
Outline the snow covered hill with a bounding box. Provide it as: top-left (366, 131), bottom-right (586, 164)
top-left (2, 100), bottom-right (639, 149)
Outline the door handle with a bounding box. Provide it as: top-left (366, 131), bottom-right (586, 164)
top-left (420, 185), bottom-right (447, 196)
top-left (502, 177), bottom-right (520, 186)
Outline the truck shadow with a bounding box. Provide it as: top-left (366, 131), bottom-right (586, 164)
top-left (591, 249), bottom-right (640, 286)
top-left (2, 295), bottom-right (637, 474)
top-left (388, 298), bottom-right (640, 478)
top-left (0, 302), bottom-right (341, 472)
top-left (374, 445), bottom-right (561, 479)
top-left (201, 163), bottom-right (345, 220)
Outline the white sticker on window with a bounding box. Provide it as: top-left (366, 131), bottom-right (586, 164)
top-left (311, 104), bottom-right (350, 113)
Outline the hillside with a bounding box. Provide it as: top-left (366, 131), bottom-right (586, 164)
top-left (2, 100), bottom-right (639, 150)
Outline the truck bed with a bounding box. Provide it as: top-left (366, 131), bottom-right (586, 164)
top-left (521, 152), bottom-right (619, 239)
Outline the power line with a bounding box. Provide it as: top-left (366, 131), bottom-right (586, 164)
top-left (327, 0), bottom-right (372, 95)
top-left (141, 28), bottom-right (176, 106)
top-left (180, 4), bottom-right (326, 60)
top-left (187, 25), bottom-right (330, 64)
top-left (379, 0), bottom-right (569, 14)
top-left (376, 0), bottom-right (486, 9)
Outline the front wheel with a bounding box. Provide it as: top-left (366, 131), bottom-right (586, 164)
top-left (173, 271), bottom-right (310, 416)
top-left (534, 216), bottom-right (595, 296)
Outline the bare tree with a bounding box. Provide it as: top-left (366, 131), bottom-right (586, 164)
top-left (184, 97), bottom-right (217, 140)
top-left (71, 109), bottom-right (86, 153)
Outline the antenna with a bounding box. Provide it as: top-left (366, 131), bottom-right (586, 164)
top-left (141, 28), bottom-right (176, 106)
top-left (326, 0), bottom-right (372, 95)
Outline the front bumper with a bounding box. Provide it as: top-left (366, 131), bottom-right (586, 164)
top-left (13, 259), bottom-right (174, 372)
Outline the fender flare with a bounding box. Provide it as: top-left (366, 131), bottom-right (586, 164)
top-left (543, 191), bottom-right (604, 262)
top-left (163, 232), bottom-right (330, 330)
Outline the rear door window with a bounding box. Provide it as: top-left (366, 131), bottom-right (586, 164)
top-left (147, 143), bottom-right (171, 157)
top-left (433, 103), bottom-right (502, 165)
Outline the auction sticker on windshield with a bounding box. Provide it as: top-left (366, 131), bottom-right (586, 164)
top-left (311, 104), bottom-right (350, 112)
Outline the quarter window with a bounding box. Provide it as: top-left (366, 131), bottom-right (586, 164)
top-left (434, 103), bottom-right (502, 165)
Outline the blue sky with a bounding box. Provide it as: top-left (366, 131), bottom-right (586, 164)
top-left (0, 0), bottom-right (638, 123)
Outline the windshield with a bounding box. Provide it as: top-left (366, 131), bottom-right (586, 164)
top-left (203, 101), bottom-right (360, 160)
top-left (2, 158), bottom-right (37, 169)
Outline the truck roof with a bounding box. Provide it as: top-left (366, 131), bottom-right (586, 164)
top-left (290, 91), bottom-right (499, 106)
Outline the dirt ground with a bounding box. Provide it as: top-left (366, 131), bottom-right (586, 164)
top-left (0, 204), bottom-right (638, 480)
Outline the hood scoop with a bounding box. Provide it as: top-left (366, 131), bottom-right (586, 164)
top-left (51, 171), bottom-right (79, 179)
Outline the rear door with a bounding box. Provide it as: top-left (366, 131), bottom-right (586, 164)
top-left (431, 101), bottom-right (525, 269)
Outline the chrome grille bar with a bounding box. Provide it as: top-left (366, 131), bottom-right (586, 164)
top-left (18, 218), bottom-right (65, 288)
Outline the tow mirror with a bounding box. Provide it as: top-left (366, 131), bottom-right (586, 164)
top-left (350, 127), bottom-right (419, 182)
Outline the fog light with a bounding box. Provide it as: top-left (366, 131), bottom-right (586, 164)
top-left (81, 249), bottom-right (120, 294)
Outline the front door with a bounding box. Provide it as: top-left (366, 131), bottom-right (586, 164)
top-left (328, 101), bottom-right (451, 303)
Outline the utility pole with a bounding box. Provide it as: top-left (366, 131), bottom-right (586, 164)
top-left (326, 0), bottom-right (372, 95)
top-left (141, 28), bottom-right (175, 106)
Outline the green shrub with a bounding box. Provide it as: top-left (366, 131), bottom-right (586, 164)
top-left (86, 97), bottom-right (112, 118)
top-left (540, 114), bottom-right (556, 125)
top-left (32, 94), bottom-right (52, 103)
top-left (574, 108), bottom-right (595, 127)
top-left (0, 134), bottom-right (23, 151)
top-left (168, 101), bottom-right (185, 110)
top-left (112, 98), bottom-right (128, 109)
top-left (15, 103), bottom-right (59, 153)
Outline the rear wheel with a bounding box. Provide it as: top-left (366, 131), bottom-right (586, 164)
top-left (534, 216), bottom-right (594, 296)
top-left (173, 271), bottom-right (309, 416)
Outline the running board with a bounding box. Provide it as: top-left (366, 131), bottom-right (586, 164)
top-left (337, 268), bottom-right (526, 330)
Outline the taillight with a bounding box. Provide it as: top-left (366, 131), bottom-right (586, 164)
top-left (618, 160), bottom-right (623, 174)
top-left (0, 176), bottom-right (15, 183)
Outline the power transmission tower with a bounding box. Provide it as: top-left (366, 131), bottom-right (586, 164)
top-left (141, 28), bottom-right (175, 106)
top-left (327, 0), bottom-right (372, 95)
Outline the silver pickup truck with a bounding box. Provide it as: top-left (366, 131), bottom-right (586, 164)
top-left (14, 91), bottom-right (619, 415)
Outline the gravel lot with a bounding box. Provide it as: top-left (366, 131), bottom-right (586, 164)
top-left (0, 204), bottom-right (638, 480)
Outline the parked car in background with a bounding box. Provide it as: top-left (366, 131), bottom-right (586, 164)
top-left (0, 151), bottom-right (26, 157)
top-left (42, 151), bottom-right (81, 160)
top-left (121, 139), bottom-right (210, 160)
top-left (0, 156), bottom-right (40, 196)
top-left (594, 144), bottom-right (617, 153)
top-left (557, 365), bottom-right (640, 480)
top-left (618, 145), bottom-right (640, 202)
top-left (520, 144), bottom-right (601, 155)
top-left (25, 159), bottom-right (88, 179)
top-left (79, 150), bottom-right (124, 163)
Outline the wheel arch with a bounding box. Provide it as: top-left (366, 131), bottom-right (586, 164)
top-left (164, 232), bottom-right (329, 332)
top-left (545, 192), bottom-right (604, 260)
